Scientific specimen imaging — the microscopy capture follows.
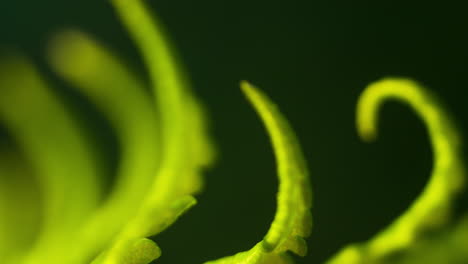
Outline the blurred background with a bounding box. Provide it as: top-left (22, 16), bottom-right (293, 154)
top-left (0, 0), bottom-right (467, 263)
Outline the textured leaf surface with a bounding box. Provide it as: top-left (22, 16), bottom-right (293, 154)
top-left (48, 31), bottom-right (160, 262)
top-left (86, 0), bottom-right (217, 263)
top-left (205, 81), bottom-right (312, 264)
top-left (0, 0), bottom-right (215, 262)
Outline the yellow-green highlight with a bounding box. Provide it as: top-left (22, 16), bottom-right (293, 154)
top-left (110, 0), bottom-right (216, 203)
top-left (328, 78), bottom-right (465, 264)
top-left (0, 0), bottom-right (466, 263)
top-left (0, 148), bottom-right (42, 263)
top-left (204, 82), bottom-right (312, 264)
top-left (48, 31), bottom-right (161, 262)
top-left (90, 0), bottom-right (216, 263)
top-left (0, 57), bottom-right (102, 263)
top-left (0, 0), bottom-right (216, 262)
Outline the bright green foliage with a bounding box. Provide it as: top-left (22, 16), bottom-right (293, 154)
top-left (0, 57), bottom-right (102, 263)
top-left (380, 214), bottom-right (468, 264)
top-left (0, 0), bottom-right (215, 262)
top-left (203, 82), bottom-right (312, 264)
top-left (327, 78), bottom-right (465, 264)
top-left (0, 146), bottom-right (41, 262)
top-left (49, 31), bottom-right (162, 262)
top-left (87, 0), bottom-right (216, 262)
top-left (0, 0), bottom-right (466, 263)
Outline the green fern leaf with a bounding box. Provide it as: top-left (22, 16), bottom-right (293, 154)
top-left (205, 81), bottom-right (312, 264)
top-left (327, 78), bottom-right (465, 264)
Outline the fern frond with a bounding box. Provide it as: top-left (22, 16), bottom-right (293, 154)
top-left (205, 81), bottom-right (312, 264)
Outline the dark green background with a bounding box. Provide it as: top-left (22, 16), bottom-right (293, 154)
top-left (1, 0), bottom-right (467, 263)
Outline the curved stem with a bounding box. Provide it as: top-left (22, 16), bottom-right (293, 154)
top-left (205, 82), bottom-right (312, 264)
top-left (328, 78), bottom-right (465, 264)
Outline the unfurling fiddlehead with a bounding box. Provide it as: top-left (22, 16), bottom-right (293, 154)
top-left (327, 78), bottom-right (465, 264)
top-left (0, 0), bottom-right (466, 263)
